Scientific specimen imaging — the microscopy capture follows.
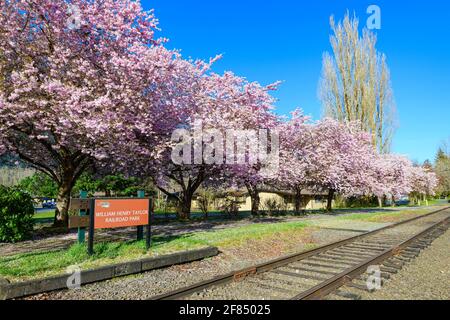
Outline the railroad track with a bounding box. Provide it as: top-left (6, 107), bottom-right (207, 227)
top-left (151, 207), bottom-right (450, 300)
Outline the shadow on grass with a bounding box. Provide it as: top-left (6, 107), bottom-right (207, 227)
top-left (29, 207), bottom-right (411, 242)
top-left (0, 231), bottom-right (204, 279)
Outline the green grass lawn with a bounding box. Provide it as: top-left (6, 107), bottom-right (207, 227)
top-left (0, 220), bottom-right (309, 281)
top-left (336, 208), bottom-right (434, 223)
top-left (33, 210), bottom-right (55, 222)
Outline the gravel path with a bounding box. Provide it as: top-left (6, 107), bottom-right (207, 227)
top-left (356, 227), bottom-right (450, 300)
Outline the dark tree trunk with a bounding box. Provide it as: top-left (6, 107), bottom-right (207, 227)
top-left (53, 159), bottom-right (91, 228)
top-left (14, 144), bottom-right (91, 228)
top-left (54, 175), bottom-right (75, 227)
top-left (158, 185), bottom-right (197, 221)
top-left (54, 188), bottom-right (71, 227)
top-left (246, 183), bottom-right (260, 216)
top-left (179, 192), bottom-right (193, 220)
top-left (250, 193), bottom-right (260, 216)
top-left (160, 167), bottom-right (208, 221)
top-left (326, 189), bottom-right (335, 212)
top-left (294, 187), bottom-right (303, 215)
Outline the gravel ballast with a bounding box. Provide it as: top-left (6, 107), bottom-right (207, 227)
top-left (356, 227), bottom-right (450, 300)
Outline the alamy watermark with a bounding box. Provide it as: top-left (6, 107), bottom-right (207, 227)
top-left (66, 265), bottom-right (81, 290)
top-left (171, 121), bottom-right (280, 177)
top-left (367, 5), bottom-right (381, 30)
top-left (366, 265), bottom-right (382, 291)
top-left (67, 4), bottom-right (83, 30)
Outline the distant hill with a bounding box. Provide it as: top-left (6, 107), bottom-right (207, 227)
top-left (0, 167), bottom-right (35, 186)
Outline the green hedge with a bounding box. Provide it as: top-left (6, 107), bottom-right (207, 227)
top-left (0, 185), bottom-right (35, 243)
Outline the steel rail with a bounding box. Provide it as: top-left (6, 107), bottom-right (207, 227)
top-left (293, 215), bottom-right (450, 300)
top-left (151, 206), bottom-right (450, 300)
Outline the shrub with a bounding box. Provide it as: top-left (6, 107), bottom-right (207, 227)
top-left (0, 185), bottom-right (35, 243)
top-left (197, 189), bottom-right (214, 219)
top-left (220, 197), bottom-right (241, 218)
top-left (336, 196), bottom-right (379, 209)
top-left (17, 172), bottom-right (57, 198)
top-left (262, 198), bottom-right (279, 216)
top-left (261, 198), bottom-right (289, 216)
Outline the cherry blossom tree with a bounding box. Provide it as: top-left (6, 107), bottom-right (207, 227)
top-left (0, 0), bottom-right (175, 225)
top-left (151, 72), bottom-right (280, 219)
top-left (299, 118), bottom-right (379, 211)
top-left (367, 154), bottom-right (413, 206)
top-left (226, 114), bottom-right (280, 216)
top-left (275, 114), bottom-right (380, 212)
top-left (275, 110), bottom-right (314, 213)
top-left (408, 165), bottom-right (438, 205)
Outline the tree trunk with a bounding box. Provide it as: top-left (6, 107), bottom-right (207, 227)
top-left (179, 192), bottom-right (193, 220)
top-left (250, 192), bottom-right (260, 216)
top-left (326, 189), bottom-right (335, 212)
top-left (246, 184), bottom-right (260, 216)
top-left (54, 178), bottom-right (74, 227)
top-left (377, 196), bottom-right (383, 208)
top-left (423, 194), bottom-right (428, 206)
top-left (294, 187), bottom-right (303, 215)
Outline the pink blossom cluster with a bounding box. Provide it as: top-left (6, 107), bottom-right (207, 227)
top-left (276, 113), bottom-right (437, 200)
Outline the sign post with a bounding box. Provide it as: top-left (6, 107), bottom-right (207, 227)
top-left (77, 191), bottom-right (88, 244)
top-left (146, 198), bottom-right (153, 250)
top-left (137, 191), bottom-right (145, 241)
top-left (88, 198), bottom-right (95, 256)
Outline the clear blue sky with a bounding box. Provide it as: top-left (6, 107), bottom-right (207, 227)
top-left (143, 0), bottom-right (450, 163)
